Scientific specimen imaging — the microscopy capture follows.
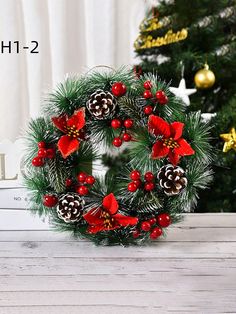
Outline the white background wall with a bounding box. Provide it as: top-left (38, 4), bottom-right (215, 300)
top-left (0, 0), bottom-right (146, 141)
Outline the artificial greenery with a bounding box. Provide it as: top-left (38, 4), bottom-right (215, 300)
top-left (134, 0), bottom-right (236, 212)
top-left (24, 67), bottom-right (213, 245)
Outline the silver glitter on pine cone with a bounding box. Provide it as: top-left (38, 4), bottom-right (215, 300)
top-left (86, 89), bottom-right (117, 120)
top-left (157, 164), bottom-right (187, 196)
top-left (57, 193), bottom-right (85, 223)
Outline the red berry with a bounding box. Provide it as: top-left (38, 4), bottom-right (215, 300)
top-left (159, 95), bottom-right (168, 105)
top-left (38, 148), bottom-right (47, 158)
top-left (111, 82), bottom-right (127, 97)
top-left (77, 172), bottom-right (87, 183)
top-left (143, 90), bottom-right (152, 99)
top-left (65, 178), bottom-right (73, 187)
top-left (150, 227), bottom-right (163, 239)
top-left (149, 217), bottom-right (157, 225)
top-left (32, 156), bottom-right (44, 167)
top-left (132, 229), bottom-right (140, 239)
top-left (112, 137), bottom-right (122, 147)
top-left (133, 179), bottom-right (142, 188)
top-left (86, 175), bottom-right (96, 185)
top-left (155, 90), bottom-right (165, 100)
top-left (46, 148), bottom-right (55, 159)
top-left (143, 80), bottom-right (152, 90)
top-left (157, 213), bottom-right (171, 228)
top-left (141, 221), bottom-right (151, 232)
top-left (130, 170), bottom-right (141, 181)
top-left (144, 172), bottom-right (154, 182)
top-left (122, 133), bottom-right (131, 142)
top-left (143, 105), bottom-right (153, 115)
top-left (123, 119), bottom-right (133, 128)
top-left (111, 119), bottom-right (122, 129)
top-left (77, 185), bottom-right (89, 196)
top-left (127, 182), bottom-right (138, 192)
top-left (144, 182), bottom-right (155, 191)
top-left (38, 141), bottom-right (46, 149)
top-left (43, 195), bottom-right (58, 207)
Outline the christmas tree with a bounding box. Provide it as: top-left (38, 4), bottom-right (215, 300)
top-left (134, 0), bottom-right (236, 212)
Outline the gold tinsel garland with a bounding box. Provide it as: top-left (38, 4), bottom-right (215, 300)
top-left (134, 15), bottom-right (188, 50)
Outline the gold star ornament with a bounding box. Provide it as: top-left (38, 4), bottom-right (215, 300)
top-left (220, 128), bottom-right (236, 153)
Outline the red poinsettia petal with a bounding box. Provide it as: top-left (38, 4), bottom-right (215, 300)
top-left (58, 135), bottom-right (80, 158)
top-left (175, 138), bottom-right (195, 156)
top-left (170, 122), bottom-right (184, 140)
top-left (67, 109), bottom-right (85, 131)
top-left (148, 115), bottom-right (171, 138)
top-left (83, 208), bottom-right (103, 225)
top-left (87, 224), bottom-right (105, 234)
top-left (114, 214), bottom-right (138, 226)
top-left (151, 141), bottom-right (170, 159)
top-left (168, 151), bottom-right (180, 166)
top-left (52, 115), bottom-right (68, 133)
top-left (102, 193), bottom-right (118, 215)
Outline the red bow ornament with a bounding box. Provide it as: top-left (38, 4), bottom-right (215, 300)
top-left (83, 193), bottom-right (138, 234)
top-left (148, 115), bottom-right (195, 166)
top-left (52, 109), bottom-right (85, 158)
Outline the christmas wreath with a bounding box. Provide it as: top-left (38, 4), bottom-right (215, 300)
top-left (24, 67), bottom-right (213, 245)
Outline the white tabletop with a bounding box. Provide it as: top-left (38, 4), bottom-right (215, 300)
top-left (0, 211), bottom-right (236, 314)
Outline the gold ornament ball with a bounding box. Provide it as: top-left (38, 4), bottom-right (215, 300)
top-left (194, 64), bottom-right (215, 89)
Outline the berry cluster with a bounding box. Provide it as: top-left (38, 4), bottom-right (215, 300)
top-left (155, 90), bottom-right (169, 105)
top-left (32, 141), bottom-right (55, 167)
top-left (127, 170), bottom-right (155, 192)
top-left (65, 173), bottom-right (96, 196)
top-left (111, 118), bottom-right (134, 147)
top-left (142, 80), bottom-right (169, 115)
top-left (133, 213), bottom-right (171, 240)
top-left (66, 172), bottom-right (96, 196)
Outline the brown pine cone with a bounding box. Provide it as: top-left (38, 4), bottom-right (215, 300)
top-left (57, 193), bottom-right (85, 223)
top-left (157, 164), bottom-right (187, 196)
top-left (86, 89), bottom-right (117, 119)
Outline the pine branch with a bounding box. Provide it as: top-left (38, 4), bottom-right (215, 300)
top-left (47, 156), bottom-right (70, 193)
top-left (181, 111), bottom-right (214, 165)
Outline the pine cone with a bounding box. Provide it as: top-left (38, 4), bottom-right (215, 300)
top-left (86, 89), bottom-right (117, 119)
top-left (57, 193), bottom-right (85, 223)
top-left (157, 164), bottom-right (187, 196)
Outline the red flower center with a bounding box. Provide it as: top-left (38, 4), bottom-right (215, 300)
top-left (66, 125), bottom-right (81, 138)
top-left (100, 210), bottom-right (115, 229)
top-left (163, 137), bottom-right (179, 149)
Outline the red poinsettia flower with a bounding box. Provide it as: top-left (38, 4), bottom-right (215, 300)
top-left (148, 115), bottom-right (195, 166)
top-left (83, 193), bottom-right (138, 234)
top-left (52, 109), bottom-right (85, 158)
